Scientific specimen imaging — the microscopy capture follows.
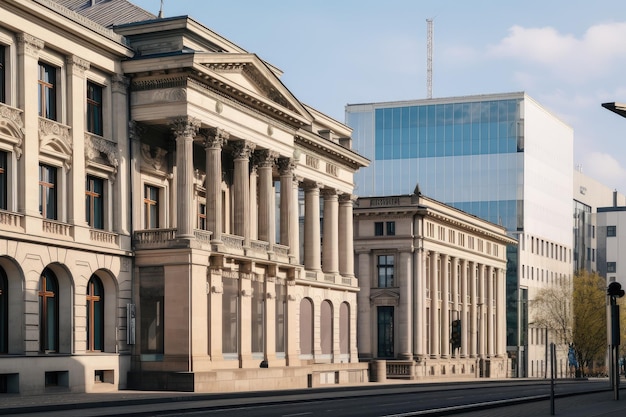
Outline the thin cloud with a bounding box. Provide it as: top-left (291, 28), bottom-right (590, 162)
top-left (488, 22), bottom-right (626, 83)
top-left (583, 152), bottom-right (626, 185)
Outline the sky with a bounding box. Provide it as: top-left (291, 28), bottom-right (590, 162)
top-left (131, 0), bottom-right (626, 194)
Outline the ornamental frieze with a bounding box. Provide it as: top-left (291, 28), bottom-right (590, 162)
top-left (85, 134), bottom-right (119, 179)
top-left (140, 143), bottom-right (168, 171)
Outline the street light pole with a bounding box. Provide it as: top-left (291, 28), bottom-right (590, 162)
top-left (607, 282), bottom-right (625, 401)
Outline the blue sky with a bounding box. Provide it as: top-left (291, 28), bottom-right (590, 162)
top-left (131, 0), bottom-right (626, 193)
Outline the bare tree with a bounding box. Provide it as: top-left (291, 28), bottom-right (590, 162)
top-left (531, 277), bottom-right (573, 347)
top-left (573, 270), bottom-right (607, 377)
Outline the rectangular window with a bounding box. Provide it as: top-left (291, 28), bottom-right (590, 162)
top-left (198, 203), bottom-right (206, 230)
top-left (377, 255), bottom-right (394, 287)
top-left (386, 221), bottom-right (395, 236)
top-left (38, 62), bottom-right (57, 120)
top-left (374, 221), bottom-right (384, 236)
top-left (86, 81), bottom-right (103, 136)
top-left (86, 176), bottom-right (104, 229)
top-left (139, 267), bottom-right (164, 357)
top-left (0, 45), bottom-right (5, 104)
top-left (222, 276), bottom-right (239, 355)
top-left (144, 184), bottom-right (159, 229)
top-left (0, 151), bottom-right (6, 210)
top-left (39, 164), bottom-right (57, 220)
top-left (607, 262), bottom-right (617, 273)
top-left (607, 226), bottom-right (617, 237)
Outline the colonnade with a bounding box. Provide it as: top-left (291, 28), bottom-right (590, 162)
top-left (169, 121), bottom-right (355, 278)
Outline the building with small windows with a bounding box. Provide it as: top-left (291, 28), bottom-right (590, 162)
top-left (354, 191), bottom-right (516, 380)
top-left (0, 0), bottom-right (368, 394)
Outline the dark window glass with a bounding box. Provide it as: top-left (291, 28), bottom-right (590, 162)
top-left (86, 82), bottom-right (103, 136)
top-left (377, 255), bottom-right (395, 287)
top-left (39, 164), bottom-right (57, 220)
top-left (377, 306), bottom-right (394, 358)
top-left (39, 268), bottom-right (58, 352)
top-left (607, 262), bottom-right (617, 273)
top-left (386, 221), bottom-right (395, 236)
top-left (86, 276), bottom-right (104, 351)
top-left (0, 268), bottom-right (7, 353)
top-left (607, 225), bottom-right (617, 237)
top-left (198, 203), bottom-right (206, 230)
top-left (139, 267), bottom-right (164, 355)
top-left (0, 45), bottom-right (5, 103)
top-left (0, 151), bottom-right (6, 210)
top-left (38, 63), bottom-right (56, 120)
top-left (86, 176), bottom-right (104, 229)
top-left (144, 185), bottom-right (159, 228)
top-left (374, 222), bottom-right (384, 236)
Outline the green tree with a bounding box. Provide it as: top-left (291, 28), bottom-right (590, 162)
top-left (573, 271), bottom-right (607, 377)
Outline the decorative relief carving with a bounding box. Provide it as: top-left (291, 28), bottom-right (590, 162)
top-left (131, 77), bottom-right (187, 91)
top-left (267, 124), bottom-right (274, 136)
top-left (38, 118), bottom-right (72, 170)
top-left (170, 116), bottom-right (200, 138)
top-left (255, 149), bottom-right (278, 168)
top-left (326, 162), bottom-right (338, 177)
top-left (140, 143), bottom-right (168, 171)
top-left (0, 103), bottom-right (25, 159)
top-left (203, 127), bottom-right (229, 149)
top-left (305, 154), bottom-right (319, 169)
top-left (128, 120), bottom-right (145, 141)
top-left (232, 140), bottom-right (256, 160)
top-left (215, 101), bottom-right (223, 114)
top-left (150, 88), bottom-right (187, 103)
top-left (278, 157), bottom-right (296, 175)
top-left (85, 134), bottom-right (120, 180)
top-left (16, 33), bottom-right (44, 57)
top-left (66, 55), bottom-right (90, 75)
top-left (111, 74), bottom-right (129, 94)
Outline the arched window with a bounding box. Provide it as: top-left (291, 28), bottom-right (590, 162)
top-left (87, 275), bottom-right (104, 351)
top-left (39, 268), bottom-right (58, 352)
top-left (299, 298), bottom-right (313, 356)
top-left (320, 300), bottom-right (333, 355)
top-left (339, 302), bottom-right (350, 355)
top-left (0, 267), bottom-right (7, 353)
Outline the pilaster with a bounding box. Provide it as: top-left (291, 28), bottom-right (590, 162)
top-left (232, 140), bottom-right (255, 246)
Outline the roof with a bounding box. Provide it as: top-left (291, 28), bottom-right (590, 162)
top-left (51, 0), bottom-right (156, 28)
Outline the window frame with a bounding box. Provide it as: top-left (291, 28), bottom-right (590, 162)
top-left (86, 81), bottom-right (103, 136)
top-left (386, 221), bottom-right (395, 236)
top-left (607, 225), bottom-right (617, 237)
top-left (39, 163), bottom-right (57, 220)
top-left (0, 150), bottom-right (6, 211)
top-left (377, 254), bottom-right (395, 288)
top-left (86, 275), bottom-right (104, 352)
top-left (39, 268), bottom-right (59, 353)
top-left (38, 61), bottom-right (57, 121)
top-left (374, 221), bottom-right (384, 236)
top-left (0, 267), bottom-right (7, 354)
top-left (607, 262), bottom-right (617, 273)
top-left (0, 43), bottom-right (5, 104)
top-left (144, 183), bottom-right (160, 229)
top-left (85, 175), bottom-right (104, 229)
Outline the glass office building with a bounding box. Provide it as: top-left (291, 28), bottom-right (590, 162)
top-left (347, 92), bottom-right (574, 377)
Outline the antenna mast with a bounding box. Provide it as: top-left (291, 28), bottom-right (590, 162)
top-left (426, 18), bottom-right (433, 99)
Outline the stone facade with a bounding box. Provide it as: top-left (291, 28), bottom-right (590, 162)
top-left (0, 0), bottom-right (368, 394)
top-left (354, 193), bottom-right (516, 380)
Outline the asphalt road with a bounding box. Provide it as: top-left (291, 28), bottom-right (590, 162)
top-left (3, 379), bottom-right (619, 417)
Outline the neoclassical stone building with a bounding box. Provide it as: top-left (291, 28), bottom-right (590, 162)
top-left (354, 192), bottom-right (516, 379)
top-left (0, 0), bottom-right (368, 394)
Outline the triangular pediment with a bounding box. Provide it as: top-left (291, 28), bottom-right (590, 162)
top-left (194, 53), bottom-right (312, 126)
top-left (370, 288), bottom-right (400, 306)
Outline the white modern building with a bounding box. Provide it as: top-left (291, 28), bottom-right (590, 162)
top-left (347, 92), bottom-right (574, 377)
top-left (0, 0), bottom-right (368, 394)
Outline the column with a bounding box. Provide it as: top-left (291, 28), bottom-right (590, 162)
top-left (321, 188), bottom-right (339, 274)
top-left (204, 128), bottom-right (228, 242)
top-left (451, 256), bottom-right (459, 357)
top-left (257, 150), bottom-right (278, 244)
top-left (291, 175), bottom-right (301, 264)
top-left (478, 263), bottom-right (486, 358)
top-left (17, 33), bottom-right (44, 234)
top-left (398, 251), bottom-right (413, 359)
top-left (487, 265), bottom-right (495, 357)
top-left (304, 181), bottom-right (322, 272)
top-left (171, 116), bottom-right (200, 238)
top-left (232, 140), bottom-right (255, 245)
top-left (469, 261), bottom-right (477, 358)
top-left (496, 268), bottom-right (506, 357)
top-left (430, 251), bottom-right (439, 358)
top-left (440, 254), bottom-right (450, 358)
top-left (278, 158), bottom-right (295, 246)
top-left (413, 248), bottom-right (426, 359)
top-left (338, 194), bottom-right (355, 278)
top-left (249, 161), bottom-right (258, 240)
top-left (111, 75), bottom-right (129, 234)
top-left (460, 259), bottom-right (468, 358)
top-left (66, 56), bottom-right (90, 237)
top-left (356, 250), bottom-right (372, 359)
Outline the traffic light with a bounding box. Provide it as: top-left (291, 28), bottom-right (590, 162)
top-left (608, 282), bottom-right (625, 298)
top-left (451, 319), bottom-right (462, 350)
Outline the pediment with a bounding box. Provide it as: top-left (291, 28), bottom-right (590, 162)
top-left (195, 53), bottom-right (312, 126)
top-left (370, 288), bottom-right (400, 306)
